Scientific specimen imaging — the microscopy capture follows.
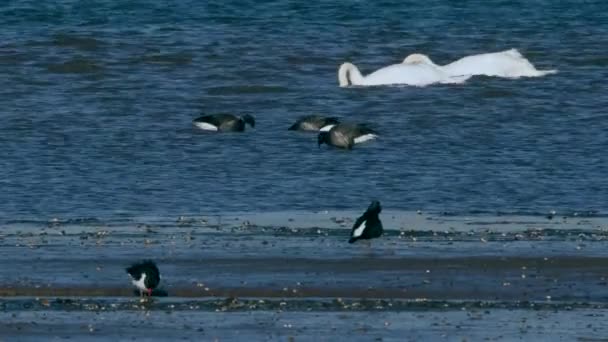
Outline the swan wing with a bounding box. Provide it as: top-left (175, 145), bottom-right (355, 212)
top-left (444, 53), bottom-right (512, 76)
top-left (444, 50), bottom-right (556, 78)
top-left (439, 74), bottom-right (472, 84)
top-left (361, 63), bottom-right (449, 86)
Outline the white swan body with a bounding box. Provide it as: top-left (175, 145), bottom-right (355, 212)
top-left (403, 49), bottom-right (557, 79)
top-left (338, 62), bottom-right (470, 87)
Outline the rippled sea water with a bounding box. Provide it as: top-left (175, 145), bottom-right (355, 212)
top-left (1, 1), bottom-right (607, 219)
top-left (1, 1), bottom-right (608, 340)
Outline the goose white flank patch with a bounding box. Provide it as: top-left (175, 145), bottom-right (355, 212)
top-left (337, 61), bottom-right (471, 87)
top-left (353, 133), bottom-right (378, 144)
top-left (319, 124), bottom-right (336, 132)
top-left (126, 260), bottom-right (161, 297)
top-left (317, 122), bottom-right (378, 150)
top-left (349, 200), bottom-right (383, 243)
top-left (403, 49), bottom-right (557, 79)
top-left (192, 113), bottom-right (255, 132)
top-left (288, 115), bottom-right (340, 132)
top-left (193, 121), bottom-right (218, 131)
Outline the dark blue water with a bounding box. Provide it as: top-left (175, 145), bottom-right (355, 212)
top-left (1, 1), bottom-right (607, 220)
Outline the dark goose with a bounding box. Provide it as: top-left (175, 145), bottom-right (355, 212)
top-left (288, 115), bottom-right (340, 131)
top-left (318, 122), bottom-right (378, 149)
top-left (349, 200), bottom-right (383, 243)
top-left (193, 114), bottom-right (255, 132)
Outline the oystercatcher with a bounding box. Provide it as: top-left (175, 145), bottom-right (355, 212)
top-left (126, 260), bottom-right (161, 297)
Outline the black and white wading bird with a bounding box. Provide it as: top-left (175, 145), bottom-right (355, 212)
top-left (126, 260), bottom-right (161, 297)
top-left (317, 122), bottom-right (378, 149)
top-left (288, 115), bottom-right (340, 132)
top-left (349, 201), bottom-right (383, 243)
top-left (192, 113), bottom-right (255, 132)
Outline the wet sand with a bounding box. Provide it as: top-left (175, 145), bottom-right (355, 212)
top-left (1, 211), bottom-right (607, 340)
top-left (2, 303), bottom-right (608, 341)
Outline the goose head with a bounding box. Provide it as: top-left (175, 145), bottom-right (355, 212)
top-left (241, 114), bottom-right (255, 128)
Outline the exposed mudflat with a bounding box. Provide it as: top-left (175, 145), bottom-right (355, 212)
top-left (1, 211), bottom-right (608, 340)
top-left (2, 301), bottom-right (608, 341)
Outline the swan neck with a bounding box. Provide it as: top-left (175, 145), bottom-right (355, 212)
top-left (338, 63), bottom-right (363, 87)
top-left (338, 63), bottom-right (350, 87)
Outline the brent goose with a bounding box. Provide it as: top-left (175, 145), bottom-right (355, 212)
top-left (349, 201), bottom-right (383, 243)
top-left (318, 122), bottom-right (378, 149)
top-left (288, 115), bottom-right (340, 132)
top-left (126, 260), bottom-right (161, 297)
top-left (193, 114), bottom-right (255, 132)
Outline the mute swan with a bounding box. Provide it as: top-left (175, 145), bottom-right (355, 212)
top-left (403, 49), bottom-right (557, 78)
top-left (338, 62), bottom-right (470, 87)
top-left (318, 123), bottom-right (378, 149)
top-left (288, 115), bottom-right (340, 132)
top-left (193, 114), bottom-right (255, 132)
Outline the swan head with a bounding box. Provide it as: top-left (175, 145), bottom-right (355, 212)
top-left (338, 62), bottom-right (357, 87)
top-left (403, 53), bottom-right (434, 65)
